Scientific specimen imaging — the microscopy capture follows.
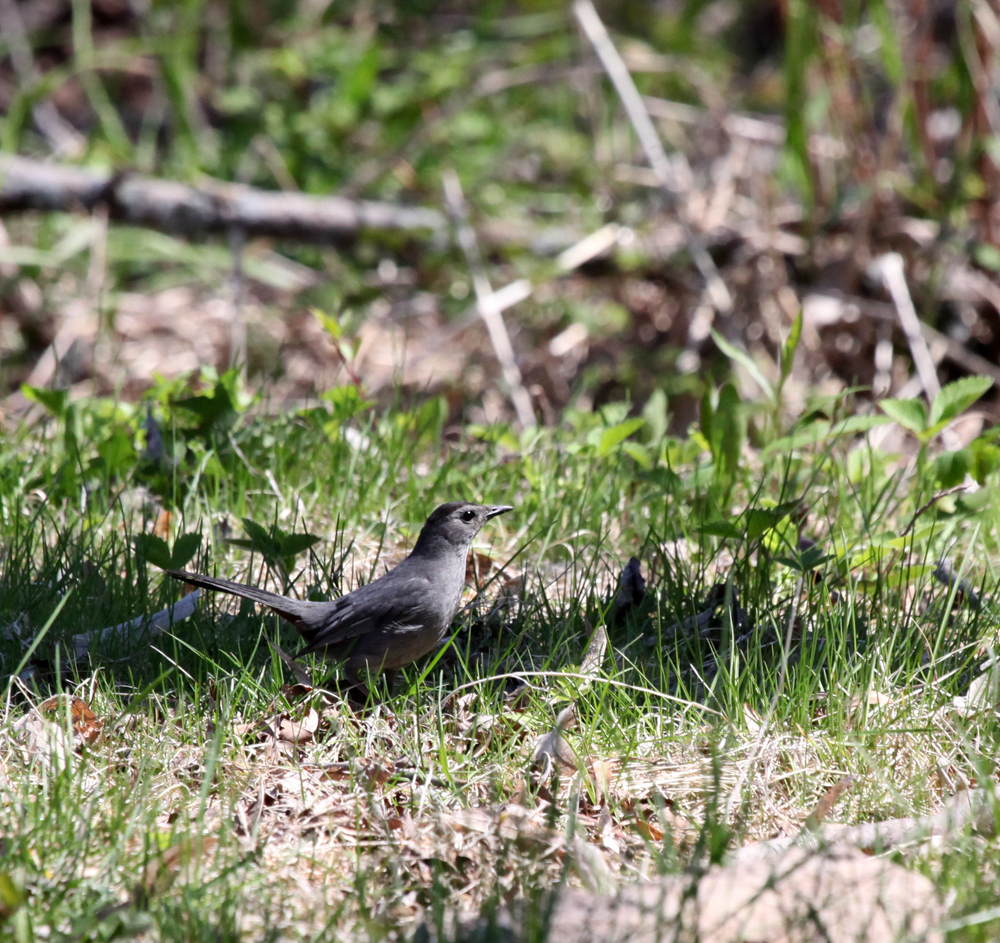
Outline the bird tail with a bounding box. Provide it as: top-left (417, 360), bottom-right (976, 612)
top-left (169, 570), bottom-right (309, 626)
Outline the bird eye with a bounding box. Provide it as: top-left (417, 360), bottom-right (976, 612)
top-left (461, 509), bottom-right (476, 522)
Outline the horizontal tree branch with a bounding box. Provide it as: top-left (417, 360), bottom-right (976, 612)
top-left (0, 155), bottom-right (446, 243)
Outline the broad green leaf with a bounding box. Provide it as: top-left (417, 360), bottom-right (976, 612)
top-left (699, 387), bottom-right (714, 450)
top-left (711, 329), bottom-right (775, 403)
top-left (136, 535), bottom-right (172, 570)
top-left (934, 449), bottom-right (971, 488)
top-left (621, 441), bottom-right (652, 469)
top-left (777, 546), bottom-right (832, 572)
top-left (280, 533), bottom-right (322, 558)
top-left (697, 521), bottom-right (742, 540)
top-left (760, 421), bottom-right (832, 458)
top-left (240, 519), bottom-right (274, 550)
top-left (928, 376), bottom-right (994, 428)
top-left (322, 384), bottom-right (372, 419)
top-left (21, 385), bottom-right (69, 417)
top-left (745, 503), bottom-right (799, 541)
top-left (717, 383), bottom-right (745, 478)
top-left (879, 397), bottom-right (927, 434)
top-left (780, 308), bottom-right (803, 383)
top-left (0, 871), bottom-right (25, 918)
top-left (760, 514), bottom-right (796, 553)
top-left (642, 389), bottom-right (668, 444)
top-left (760, 414), bottom-right (892, 459)
top-left (971, 442), bottom-right (1000, 484)
top-left (885, 564), bottom-right (934, 589)
top-left (974, 243), bottom-right (1000, 271)
top-left (170, 533), bottom-right (202, 570)
top-left (597, 418), bottom-right (644, 456)
top-left (313, 307), bottom-right (342, 338)
top-left (829, 414), bottom-right (895, 435)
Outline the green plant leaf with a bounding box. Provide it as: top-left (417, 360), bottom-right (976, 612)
top-left (717, 383), bottom-right (745, 478)
top-left (711, 329), bottom-right (775, 403)
top-left (136, 535), bottom-right (172, 570)
top-left (621, 441), bottom-right (652, 469)
top-left (934, 449), bottom-right (971, 488)
top-left (21, 385), bottom-right (69, 417)
top-left (697, 521), bottom-right (742, 540)
top-left (170, 532), bottom-right (202, 570)
top-left (597, 418), bottom-right (645, 456)
top-left (279, 533), bottom-right (322, 558)
top-left (885, 564), bottom-right (935, 589)
top-left (745, 501), bottom-right (800, 541)
top-left (879, 397), bottom-right (927, 434)
top-left (971, 441), bottom-right (1000, 484)
top-left (777, 545), bottom-right (832, 572)
top-left (240, 518), bottom-right (274, 550)
top-left (642, 389), bottom-right (668, 444)
top-left (928, 376), bottom-right (994, 428)
top-left (699, 386), bottom-right (714, 451)
top-left (780, 308), bottom-right (803, 383)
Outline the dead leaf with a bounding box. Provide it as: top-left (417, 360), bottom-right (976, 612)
top-left (443, 808), bottom-right (495, 834)
top-left (281, 683), bottom-right (314, 700)
top-left (533, 704), bottom-right (580, 777)
top-left (466, 550), bottom-right (496, 583)
top-left (580, 624), bottom-right (608, 678)
top-left (570, 836), bottom-right (617, 895)
top-left (632, 818), bottom-right (664, 842)
top-left (37, 695), bottom-right (104, 746)
top-left (803, 776), bottom-right (856, 830)
top-left (277, 708), bottom-right (319, 744)
top-left (153, 509), bottom-right (172, 540)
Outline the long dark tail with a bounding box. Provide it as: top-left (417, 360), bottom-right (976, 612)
top-left (169, 570), bottom-right (310, 627)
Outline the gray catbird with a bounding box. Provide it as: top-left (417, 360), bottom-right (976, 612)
top-left (170, 502), bottom-right (512, 681)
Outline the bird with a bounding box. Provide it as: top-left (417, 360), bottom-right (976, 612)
top-left (169, 502), bottom-right (513, 686)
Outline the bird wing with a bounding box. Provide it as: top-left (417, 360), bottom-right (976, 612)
top-left (295, 574), bottom-right (434, 653)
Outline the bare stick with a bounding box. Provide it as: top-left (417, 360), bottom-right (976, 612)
top-left (0, 155), bottom-right (445, 243)
top-left (733, 785), bottom-right (1000, 862)
top-left (572, 0), bottom-right (732, 316)
top-left (877, 253), bottom-right (941, 400)
top-left (402, 222), bottom-right (623, 376)
top-left (442, 169), bottom-right (536, 428)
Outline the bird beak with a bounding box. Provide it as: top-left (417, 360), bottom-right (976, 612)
top-left (486, 505), bottom-right (514, 519)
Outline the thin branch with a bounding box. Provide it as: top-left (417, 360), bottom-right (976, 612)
top-left (441, 168), bottom-right (536, 429)
top-left (0, 155), bottom-right (445, 243)
top-left (877, 252), bottom-right (941, 401)
top-left (572, 0), bottom-right (732, 316)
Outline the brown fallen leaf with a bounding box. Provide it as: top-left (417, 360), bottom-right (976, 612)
top-left (533, 704), bottom-right (580, 778)
top-left (277, 707), bottom-right (320, 744)
top-left (153, 509), bottom-right (172, 541)
top-left (466, 550), bottom-right (496, 583)
top-left (37, 694), bottom-right (104, 746)
top-left (803, 776), bottom-right (856, 831)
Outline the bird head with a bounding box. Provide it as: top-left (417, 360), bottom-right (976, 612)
top-left (413, 502), bottom-right (513, 555)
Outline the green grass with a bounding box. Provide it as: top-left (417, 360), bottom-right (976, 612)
top-left (0, 375), bottom-right (999, 940)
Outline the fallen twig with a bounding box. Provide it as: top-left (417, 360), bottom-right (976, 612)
top-left (876, 252), bottom-right (941, 401)
top-left (572, 0), bottom-right (732, 317)
top-left (733, 785), bottom-right (1000, 862)
top-left (71, 590), bottom-right (201, 659)
top-left (441, 168), bottom-right (536, 428)
top-left (0, 155), bottom-right (445, 243)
